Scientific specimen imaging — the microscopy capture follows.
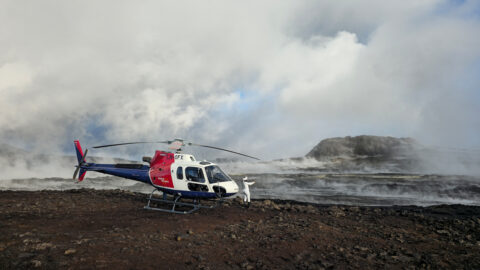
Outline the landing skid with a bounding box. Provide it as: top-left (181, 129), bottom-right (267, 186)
top-left (144, 189), bottom-right (223, 214)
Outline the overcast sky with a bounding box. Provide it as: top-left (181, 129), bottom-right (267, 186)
top-left (1, 0), bottom-right (479, 160)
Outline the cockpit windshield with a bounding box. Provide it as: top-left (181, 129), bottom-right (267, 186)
top-left (205, 165), bottom-right (232, 183)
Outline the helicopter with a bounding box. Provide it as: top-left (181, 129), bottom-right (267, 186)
top-left (73, 139), bottom-right (259, 214)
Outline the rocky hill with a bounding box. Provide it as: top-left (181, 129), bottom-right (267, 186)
top-left (303, 135), bottom-right (480, 174)
top-left (306, 135), bottom-right (419, 159)
top-left (305, 136), bottom-right (423, 172)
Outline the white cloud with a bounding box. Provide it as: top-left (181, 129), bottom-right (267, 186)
top-left (0, 62), bottom-right (32, 90)
top-left (0, 0), bottom-right (479, 166)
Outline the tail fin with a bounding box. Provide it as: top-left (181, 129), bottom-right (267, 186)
top-left (73, 140), bottom-right (88, 181)
top-left (78, 169), bottom-right (87, 181)
top-left (74, 140), bottom-right (84, 164)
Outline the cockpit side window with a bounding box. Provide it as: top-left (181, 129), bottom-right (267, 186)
top-left (185, 167), bottom-right (205, 183)
top-left (176, 166), bottom-right (183, 180)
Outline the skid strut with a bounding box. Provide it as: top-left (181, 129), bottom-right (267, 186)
top-left (144, 189), bottom-right (222, 214)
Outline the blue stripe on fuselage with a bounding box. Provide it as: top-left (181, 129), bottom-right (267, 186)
top-left (81, 163), bottom-right (151, 183)
top-left (153, 186), bottom-right (236, 199)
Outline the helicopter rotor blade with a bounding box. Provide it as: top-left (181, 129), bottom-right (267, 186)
top-left (188, 143), bottom-right (260, 160)
top-left (92, 141), bottom-right (170, 149)
top-left (73, 166), bottom-right (80, 180)
top-left (90, 139), bottom-right (259, 160)
top-left (81, 149), bottom-right (88, 163)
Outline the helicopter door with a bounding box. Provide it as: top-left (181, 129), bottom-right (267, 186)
top-left (185, 167), bottom-right (209, 192)
top-left (150, 152), bottom-right (175, 188)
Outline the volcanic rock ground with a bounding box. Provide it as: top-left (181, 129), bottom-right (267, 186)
top-left (1, 189), bottom-right (479, 269)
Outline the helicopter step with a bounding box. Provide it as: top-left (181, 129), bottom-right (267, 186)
top-left (144, 189), bottom-right (223, 214)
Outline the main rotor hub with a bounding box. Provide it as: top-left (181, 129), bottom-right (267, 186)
top-left (168, 139), bottom-right (184, 151)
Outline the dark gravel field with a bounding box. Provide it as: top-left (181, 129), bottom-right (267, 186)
top-left (1, 189), bottom-right (479, 269)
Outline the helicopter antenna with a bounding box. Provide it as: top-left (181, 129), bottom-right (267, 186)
top-left (91, 139), bottom-right (260, 160)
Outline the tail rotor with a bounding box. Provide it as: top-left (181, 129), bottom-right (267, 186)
top-left (73, 140), bottom-right (88, 181)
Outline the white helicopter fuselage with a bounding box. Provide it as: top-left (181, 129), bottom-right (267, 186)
top-left (147, 152), bottom-right (239, 198)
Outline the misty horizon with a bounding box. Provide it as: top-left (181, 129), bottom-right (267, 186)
top-left (1, 134), bottom-right (480, 180)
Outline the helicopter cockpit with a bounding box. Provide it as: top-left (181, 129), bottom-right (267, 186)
top-left (179, 163), bottom-right (237, 194)
top-left (184, 165), bottom-right (233, 184)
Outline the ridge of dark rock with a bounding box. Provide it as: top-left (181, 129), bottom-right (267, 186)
top-left (306, 135), bottom-right (419, 160)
